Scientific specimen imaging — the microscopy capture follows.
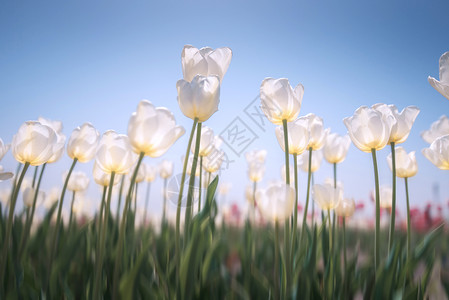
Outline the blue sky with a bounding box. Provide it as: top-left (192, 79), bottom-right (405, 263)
top-left (1, 0), bottom-right (449, 220)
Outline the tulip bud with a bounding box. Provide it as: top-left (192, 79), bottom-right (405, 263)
top-left (387, 147), bottom-right (418, 178)
top-left (323, 133), bottom-right (351, 164)
top-left (275, 118), bottom-right (309, 155)
top-left (67, 123), bottom-right (100, 163)
top-left (343, 106), bottom-right (395, 153)
top-left (421, 115), bottom-right (449, 144)
top-left (378, 186), bottom-right (393, 209)
top-left (176, 75), bottom-right (221, 122)
top-left (143, 163), bottom-right (157, 183)
top-left (96, 131), bottom-right (137, 175)
top-left (159, 160), bottom-right (173, 179)
top-left (181, 45), bottom-right (232, 83)
top-left (260, 78), bottom-right (304, 125)
top-left (422, 134), bottom-right (449, 170)
top-left (298, 149), bottom-right (323, 173)
top-left (12, 121), bottom-right (57, 166)
top-left (312, 183), bottom-right (343, 210)
top-left (128, 100), bottom-right (185, 157)
top-left (64, 171), bottom-right (90, 192)
top-left (256, 181), bottom-right (295, 222)
top-left (247, 162), bottom-right (265, 182)
top-left (335, 198), bottom-right (355, 218)
top-left (428, 51), bottom-right (449, 100)
top-left (190, 126), bottom-right (216, 157)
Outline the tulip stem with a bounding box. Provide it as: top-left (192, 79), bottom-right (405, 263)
top-left (198, 156), bottom-right (203, 213)
top-left (343, 216), bottom-right (347, 297)
top-left (18, 163), bottom-right (46, 261)
top-left (95, 185), bottom-right (107, 274)
top-left (175, 118), bottom-right (198, 283)
top-left (291, 154), bottom-right (299, 258)
top-left (388, 142), bottom-right (396, 252)
top-left (47, 158), bottom-right (77, 291)
top-left (143, 182), bottom-right (151, 226)
top-left (162, 179), bottom-right (167, 224)
top-left (93, 171), bottom-right (116, 299)
top-left (0, 162), bottom-right (30, 285)
top-left (116, 175), bottom-right (125, 222)
top-left (405, 177), bottom-right (411, 258)
top-left (112, 152), bottom-right (144, 300)
top-left (68, 191), bottom-right (76, 231)
top-left (281, 119), bottom-right (291, 289)
top-left (185, 122), bottom-right (202, 238)
top-left (31, 165), bottom-right (38, 188)
top-left (371, 149), bottom-right (380, 272)
top-left (282, 119), bottom-right (290, 185)
top-left (300, 147), bottom-right (313, 245)
top-left (274, 220), bottom-right (280, 300)
top-left (133, 182), bottom-right (138, 228)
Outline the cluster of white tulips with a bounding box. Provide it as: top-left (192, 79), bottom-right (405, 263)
top-left (0, 45), bottom-right (448, 299)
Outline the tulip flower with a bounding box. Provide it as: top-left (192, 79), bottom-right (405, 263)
top-left (38, 117), bottom-right (66, 164)
top-left (67, 122), bottom-right (99, 163)
top-left (428, 51), bottom-right (449, 100)
top-left (344, 105), bottom-right (396, 269)
top-left (275, 117), bottom-right (310, 155)
top-left (260, 78), bottom-right (304, 125)
top-left (372, 104), bottom-right (419, 251)
top-left (378, 186), bottom-right (393, 209)
top-left (256, 181), bottom-right (295, 298)
top-left (23, 187), bottom-right (44, 208)
top-left (247, 162), bottom-right (265, 183)
top-left (298, 150), bottom-right (323, 173)
top-left (142, 164), bottom-right (156, 226)
top-left (93, 162), bottom-right (121, 187)
top-left (323, 133), bottom-right (351, 165)
top-left (95, 131), bottom-right (137, 175)
top-left (245, 149), bottom-right (267, 164)
top-left (421, 115), bottom-right (449, 144)
top-left (128, 100), bottom-right (185, 157)
top-left (0, 138), bottom-right (10, 161)
top-left (190, 126), bottom-right (216, 157)
top-left (181, 45), bottom-right (233, 82)
top-left (176, 75), bottom-right (221, 123)
top-left (65, 171), bottom-right (90, 192)
top-left (159, 160), bottom-right (174, 179)
top-left (312, 183), bottom-right (343, 211)
top-left (422, 134), bottom-right (449, 170)
top-left (387, 147), bottom-right (418, 178)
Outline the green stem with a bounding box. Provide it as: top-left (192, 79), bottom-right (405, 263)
top-left (405, 177), bottom-right (411, 258)
top-left (343, 217), bottom-right (347, 297)
top-left (388, 142), bottom-right (396, 252)
top-left (162, 178), bottom-right (167, 224)
top-left (282, 119), bottom-right (290, 185)
top-left (68, 191), bottom-right (76, 231)
top-left (291, 153), bottom-right (299, 264)
top-left (252, 181), bottom-right (257, 223)
top-left (184, 122), bottom-right (202, 237)
top-left (281, 119), bottom-right (291, 290)
top-left (93, 171), bottom-right (116, 299)
top-left (112, 152), bottom-right (144, 300)
top-left (31, 165), bottom-right (38, 188)
top-left (371, 149), bottom-right (380, 272)
top-left (198, 156), bottom-right (203, 213)
top-left (116, 175), bottom-right (125, 222)
top-left (175, 118), bottom-right (198, 278)
top-left (0, 162), bottom-right (30, 285)
top-left (95, 185), bottom-right (107, 273)
top-left (300, 147), bottom-right (313, 244)
top-left (143, 182), bottom-right (151, 226)
top-left (19, 163), bottom-right (46, 261)
top-left (133, 182), bottom-right (138, 228)
top-left (274, 221), bottom-right (280, 300)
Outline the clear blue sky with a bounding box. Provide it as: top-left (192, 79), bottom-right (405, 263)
top-left (1, 0), bottom-right (448, 221)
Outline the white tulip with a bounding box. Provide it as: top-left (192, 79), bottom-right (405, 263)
top-left (298, 149), bottom-right (323, 173)
top-left (256, 181), bottom-right (295, 222)
top-left (335, 198), bottom-right (355, 217)
top-left (387, 147), bottom-right (418, 178)
top-left (421, 115), bottom-right (449, 144)
top-left (428, 51), bottom-right (449, 100)
top-left (312, 183), bottom-right (343, 210)
top-left (67, 122), bottom-right (100, 163)
top-left (422, 134), bottom-right (449, 170)
top-left (323, 133), bottom-right (351, 164)
top-left (275, 117), bottom-right (309, 155)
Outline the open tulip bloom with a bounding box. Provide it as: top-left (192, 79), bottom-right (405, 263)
top-left (428, 51), bottom-right (449, 100)
top-left (421, 115), bottom-right (449, 144)
top-left (422, 134), bottom-right (449, 170)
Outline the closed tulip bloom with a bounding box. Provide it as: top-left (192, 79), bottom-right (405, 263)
top-left (260, 78), bottom-right (304, 125)
top-left (275, 118), bottom-right (309, 154)
top-left (191, 126), bottom-right (216, 157)
top-left (0, 139), bottom-right (10, 161)
top-left (93, 162), bottom-right (121, 187)
top-left (23, 187), bottom-right (45, 208)
top-left (312, 183), bottom-right (343, 210)
top-left (176, 75), bottom-right (221, 122)
top-left (256, 181), bottom-right (295, 222)
top-left (248, 162), bottom-right (265, 182)
top-left (144, 164), bottom-right (157, 182)
top-left (181, 45), bottom-right (233, 82)
top-left (67, 123), bottom-right (100, 163)
top-left (12, 121), bottom-right (57, 166)
top-left (387, 147), bottom-right (418, 178)
top-left (159, 160), bottom-right (174, 179)
top-left (428, 51), bottom-right (449, 100)
top-left (335, 198), bottom-right (355, 218)
top-left (343, 106), bottom-right (395, 153)
top-left (203, 148), bottom-right (224, 173)
top-left (323, 133), bottom-right (351, 164)
top-left (128, 100), bottom-right (185, 157)
top-left (298, 149), bottom-right (323, 173)
top-left (421, 115), bottom-right (449, 144)
top-left (422, 134), bottom-right (449, 170)
top-left (372, 104), bottom-right (420, 144)
top-left (64, 171), bottom-right (89, 192)
top-left (303, 114), bottom-right (329, 150)
top-left (378, 186), bottom-right (393, 209)
top-left (96, 131), bottom-right (137, 175)
top-left (245, 149), bottom-right (267, 164)
top-left (38, 117), bottom-right (66, 164)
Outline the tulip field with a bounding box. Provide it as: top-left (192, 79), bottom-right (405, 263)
top-left (1, 46), bottom-right (449, 300)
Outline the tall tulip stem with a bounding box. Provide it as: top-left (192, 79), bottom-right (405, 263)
top-left (175, 118), bottom-right (198, 272)
top-left (405, 177), bottom-right (411, 258)
top-left (116, 175), bottom-right (125, 222)
top-left (112, 152), bottom-right (145, 300)
top-left (162, 179), bottom-right (167, 224)
top-left (93, 171), bottom-right (116, 299)
top-left (143, 182), bottom-right (151, 226)
top-left (184, 122), bottom-right (202, 236)
top-left (388, 142), bottom-right (397, 252)
top-left (292, 153), bottom-right (299, 256)
top-left (371, 149), bottom-right (380, 272)
top-left (48, 157), bottom-right (78, 287)
top-left (301, 147), bottom-right (313, 244)
top-left (282, 119), bottom-right (290, 185)
top-left (274, 220), bottom-right (280, 300)
top-left (0, 162), bottom-right (30, 284)
top-left (281, 119), bottom-right (291, 288)
top-left (198, 156), bottom-right (203, 213)
top-left (68, 191), bottom-right (76, 231)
